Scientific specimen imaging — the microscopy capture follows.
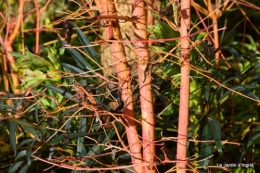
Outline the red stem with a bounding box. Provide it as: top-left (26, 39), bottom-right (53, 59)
top-left (176, 0), bottom-right (191, 172)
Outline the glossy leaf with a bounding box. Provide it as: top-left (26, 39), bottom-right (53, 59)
top-left (61, 107), bottom-right (77, 130)
top-left (116, 153), bottom-right (131, 161)
top-left (221, 46), bottom-right (243, 63)
top-left (19, 165), bottom-right (30, 173)
top-left (34, 104), bottom-right (39, 124)
top-left (254, 125), bottom-right (260, 133)
top-left (199, 123), bottom-right (213, 171)
top-left (61, 63), bottom-right (95, 83)
top-left (44, 85), bottom-right (78, 102)
top-left (249, 131), bottom-right (260, 147)
top-left (8, 161), bottom-right (23, 173)
top-left (61, 62), bottom-right (86, 74)
top-left (208, 115), bottom-right (222, 153)
top-left (18, 139), bottom-right (36, 149)
top-left (58, 39), bottom-right (93, 70)
top-left (9, 121), bottom-right (17, 156)
top-left (9, 118), bottom-right (37, 129)
top-left (72, 23), bottom-right (99, 64)
top-left (77, 115), bottom-right (87, 156)
top-left (14, 150), bottom-right (26, 161)
top-left (240, 131), bottom-right (260, 161)
top-left (23, 126), bottom-right (40, 141)
top-left (0, 103), bottom-right (16, 111)
top-left (66, 47), bottom-right (92, 70)
top-left (217, 85), bottom-right (259, 104)
top-left (26, 146), bottom-right (33, 165)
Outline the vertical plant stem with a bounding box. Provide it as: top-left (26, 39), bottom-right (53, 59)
top-left (146, 0), bottom-right (154, 27)
top-left (102, 0), bottom-right (144, 172)
top-left (132, 0), bottom-right (155, 172)
top-left (207, 0), bottom-right (220, 69)
top-left (146, 0), bottom-right (153, 48)
top-left (3, 0), bottom-right (24, 94)
top-left (33, 0), bottom-right (40, 54)
top-left (177, 0), bottom-right (190, 172)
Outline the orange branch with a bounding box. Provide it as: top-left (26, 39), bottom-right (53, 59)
top-left (9, 0), bottom-right (24, 44)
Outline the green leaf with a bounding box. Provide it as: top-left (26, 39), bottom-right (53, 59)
top-left (8, 161), bottom-right (23, 173)
top-left (44, 85), bottom-right (78, 102)
top-left (35, 104), bottom-right (39, 124)
top-left (83, 132), bottom-right (114, 166)
top-left (59, 47), bottom-right (65, 55)
top-left (77, 115), bottom-right (87, 156)
top-left (9, 51), bottom-right (24, 58)
top-left (254, 125), bottom-right (260, 133)
top-left (148, 20), bottom-right (179, 39)
top-left (40, 98), bottom-right (52, 107)
top-left (199, 123), bottom-right (213, 170)
top-left (116, 153), bottom-right (131, 161)
top-left (20, 69), bottom-right (47, 89)
top-left (83, 122), bottom-right (123, 166)
top-left (62, 63), bottom-right (86, 74)
top-left (217, 85), bottom-right (259, 104)
top-left (9, 121), bottom-right (17, 156)
top-left (72, 23), bottom-right (99, 64)
top-left (23, 126), bottom-right (40, 141)
top-left (9, 118), bottom-right (37, 129)
top-left (150, 11), bottom-right (159, 20)
top-left (240, 131), bottom-right (260, 161)
top-left (195, 32), bottom-right (207, 41)
top-left (204, 82), bottom-right (211, 102)
top-left (15, 150), bottom-right (26, 161)
top-left (14, 94), bottom-right (25, 110)
top-left (13, 48), bottom-right (55, 71)
top-left (18, 139), bottom-right (36, 149)
top-left (19, 165), bottom-right (30, 173)
top-left (0, 103), bottom-right (16, 111)
top-left (58, 38), bottom-right (93, 70)
top-left (61, 63), bottom-right (95, 82)
top-left (52, 131), bottom-right (105, 143)
top-left (66, 47), bottom-right (93, 70)
top-left (26, 146), bottom-right (33, 165)
top-left (150, 45), bottom-right (168, 52)
top-left (26, 49), bottom-right (55, 70)
top-left (47, 46), bottom-right (59, 64)
top-left (246, 132), bottom-right (260, 149)
top-left (208, 115), bottom-right (222, 153)
top-left (187, 117), bottom-right (204, 149)
top-left (222, 46), bottom-right (243, 63)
